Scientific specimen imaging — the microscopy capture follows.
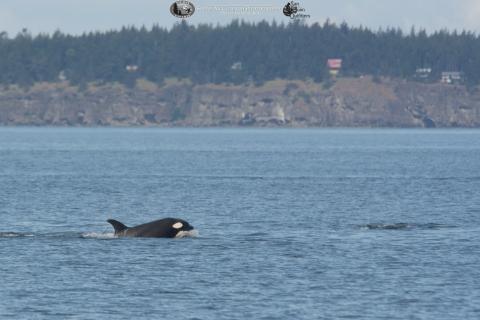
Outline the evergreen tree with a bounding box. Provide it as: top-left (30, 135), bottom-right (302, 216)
top-left (0, 21), bottom-right (479, 87)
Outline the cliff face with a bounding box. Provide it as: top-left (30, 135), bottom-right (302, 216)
top-left (1, 77), bottom-right (479, 127)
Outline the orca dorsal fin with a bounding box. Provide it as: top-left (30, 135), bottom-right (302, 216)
top-left (107, 219), bottom-right (128, 234)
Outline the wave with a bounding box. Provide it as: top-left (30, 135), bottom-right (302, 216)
top-left (0, 230), bottom-right (198, 239)
top-left (359, 223), bottom-right (455, 231)
top-left (0, 232), bottom-right (34, 238)
top-left (0, 231), bottom-right (115, 239)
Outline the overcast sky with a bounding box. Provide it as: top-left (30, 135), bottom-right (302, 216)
top-left (0, 0), bottom-right (479, 36)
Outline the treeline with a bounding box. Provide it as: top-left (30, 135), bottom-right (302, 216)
top-left (0, 20), bottom-right (479, 87)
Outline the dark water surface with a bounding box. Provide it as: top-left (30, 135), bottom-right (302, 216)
top-left (1, 128), bottom-right (479, 319)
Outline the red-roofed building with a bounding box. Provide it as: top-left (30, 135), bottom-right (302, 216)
top-left (327, 59), bottom-right (342, 69)
top-left (327, 59), bottom-right (342, 77)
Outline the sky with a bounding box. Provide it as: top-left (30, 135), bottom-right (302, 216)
top-left (0, 0), bottom-right (480, 36)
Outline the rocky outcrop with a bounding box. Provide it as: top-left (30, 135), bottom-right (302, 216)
top-left (0, 77), bottom-right (479, 127)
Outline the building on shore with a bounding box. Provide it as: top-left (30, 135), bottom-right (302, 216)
top-left (327, 59), bottom-right (342, 78)
top-left (414, 68), bottom-right (432, 81)
top-left (441, 71), bottom-right (464, 84)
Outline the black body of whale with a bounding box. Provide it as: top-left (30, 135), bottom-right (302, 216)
top-left (107, 218), bottom-right (194, 238)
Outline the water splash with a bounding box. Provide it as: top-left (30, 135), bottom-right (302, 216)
top-left (81, 232), bottom-right (116, 239)
top-left (175, 229), bottom-right (199, 238)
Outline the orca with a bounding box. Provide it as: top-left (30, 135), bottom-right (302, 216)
top-left (107, 217), bottom-right (196, 238)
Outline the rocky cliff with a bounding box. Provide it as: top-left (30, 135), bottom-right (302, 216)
top-left (1, 77), bottom-right (479, 127)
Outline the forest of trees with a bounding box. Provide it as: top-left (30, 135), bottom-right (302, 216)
top-left (0, 20), bottom-right (479, 87)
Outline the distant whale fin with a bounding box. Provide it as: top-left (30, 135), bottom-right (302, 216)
top-left (107, 219), bottom-right (128, 233)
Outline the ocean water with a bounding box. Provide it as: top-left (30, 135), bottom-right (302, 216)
top-left (0, 128), bottom-right (479, 319)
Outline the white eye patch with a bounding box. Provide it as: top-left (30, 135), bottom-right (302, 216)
top-left (172, 222), bottom-right (183, 229)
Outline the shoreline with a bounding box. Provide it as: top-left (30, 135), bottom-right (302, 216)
top-left (1, 77), bottom-right (479, 128)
